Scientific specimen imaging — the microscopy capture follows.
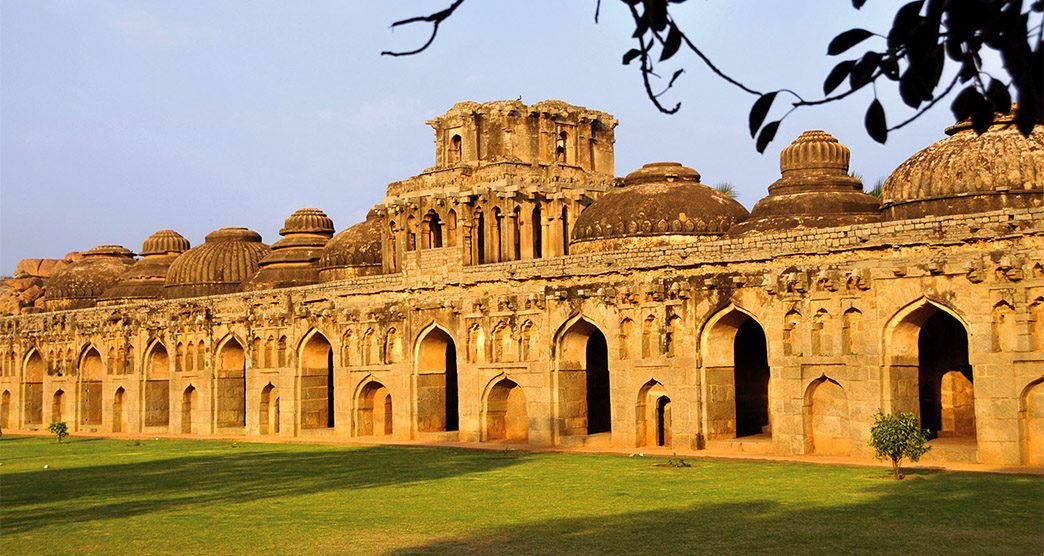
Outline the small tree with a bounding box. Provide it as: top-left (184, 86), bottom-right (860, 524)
top-left (47, 421), bottom-right (69, 444)
top-left (868, 410), bottom-right (930, 479)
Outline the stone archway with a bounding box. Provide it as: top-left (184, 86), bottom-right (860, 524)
top-left (804, 377), bottom-right (850, 456)
top-left (701, 307), bottom-right (770, 439)
top-left (144, 342), bottom-right (170, 428)
top-left (260, 383), bottom-right (280, 435)
top-left (1020, 378), bottom-right (1044, 466)
top-left (112, 387), bottom-right (127, 433)
top-left (23, 351), bottom-right (44, 426)
top-left (215, 337), bottom-right (246, 429)
top-left (80, 346), bottom-right (104, 427)
top-left (52, 389), bottom-right (65, 423)
top-left (1, 390), bottom-right (10, 429)
top-left (415, 326), bottom-right (458, 433)
top-left (637, 380), bottom-right (671, 448)
top-left (300, 331), bottom-right (334, 429)
top-left (484, 378), bottom-right (527, 442)
top-left (556, 317), bottom-right (611, 437)
top-left (181, 385), bottom-right (196, 434)
top-left (357, 380), bottom-right (392, 437)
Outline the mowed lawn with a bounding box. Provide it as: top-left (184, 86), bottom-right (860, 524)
top-left (1, 436), bottom-right (1041, 555)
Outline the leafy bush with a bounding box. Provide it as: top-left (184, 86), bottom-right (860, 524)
top-left (868, 410), bottom-right (930, 479)
top-left (47, 421), bottom-right (69, 444)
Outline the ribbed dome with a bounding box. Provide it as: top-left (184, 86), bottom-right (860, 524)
top-left (141, 229), bottom-right (191, 256)
top-left (99, 230), bottom-right (191, 304)
top-left (248, 208), bottom-right (335, 290)
top-left (279, 207), bottom-right (335, 235)
top-left (164, 227), bottom-right (270, 298)
top-left (570, 162), bottom-right (749, 253)
top-left (43, 245), bottom-right (136, 311)
top-left (318, 212), bottom-right (383, 281)
top-left (882, 106), bottom-right (1044, 219)
top-left (729, 131), bottom-right (881, 235)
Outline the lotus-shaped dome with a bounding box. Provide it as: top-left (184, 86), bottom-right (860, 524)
top-left (248, 208), bottom-right (335, 290)
top-left (570, 162), bottom-right (748, 253)
top-left (99, 230), bottom-right (190, 305)
top-left (318, 212), bottom-right (383, 281)
top-left (729, 130), bottom-right (880, 235)
top-left (164, 228), bottom-right (270, 298)
top-left (43, 245), bottom-right (136, 311)
top-left (882, 106), bottom-right (1044, 219)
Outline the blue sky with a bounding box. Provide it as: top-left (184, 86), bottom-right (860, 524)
top-left (1, 1), bottom-right (961, 274)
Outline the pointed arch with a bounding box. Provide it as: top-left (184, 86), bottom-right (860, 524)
top-left (699, 304), bottom-right (770, 440)
top-left (415, 323), bottom-right (459, 433)
top-left (991, 301), bottom-right (1017, 352)
top-left (554, 315), bottom-right (611, 437)
top-left (299, 329), bottom-right (334, 429)
top-left (519, 320), bottom-right (535, 362)
top-left (842, 308), bottom-right (863, 355)
top-left (882, 297), bottom-right (972, 425)
top-left (143, 340), bottom-right (170, 428)
top-left (619, 317), bottom-right (635, 360)
top-left (812, 309), bottom-right (832, 356)
top-left (803, 376), bottom-right (850, 456)
top-left (260, 383), bottom-right (280, 435)
top-left (384, 327), bottom-right (401, 364)
top-left (1019, 377), bottom-right (1044, 465)
top-left (1030, 297), bottom-right (1044, 351)
top-left (467, 322), bottom-right (484, 363)
top-left (79, 345), bottom-right (104, 380)
top-left (641, 315), bottom-right (657, 358)
top-left (215, 335), bottom-right (246, 428)
top-left (1, 390), bottom-right (11, 429)
top-left (491, 321), bottom-right (511, 363)
top-left (181, 384), bottom-right (196, 434)
top-left (112, 386), bottom-right (127, 433)
top-left (51, 389), bottom-right (65, 423)
top-left (356, 377), bottom-right (392, 437)
top-left (22, 349), bottom-right (45, 425)
top-left (637, 380), bottom-right (671, 448)
top-left (482, 374), bottom-right (528, 442)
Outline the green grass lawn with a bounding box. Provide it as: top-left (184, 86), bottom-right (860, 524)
top-left (1, 436), bottom-right (1041, 555)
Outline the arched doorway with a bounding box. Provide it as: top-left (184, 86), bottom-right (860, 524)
top-left (52, 390), bottom-right (65, 423)
top-left (416, 327), bottom-right (459, 433)
top-left (357, 380), bottom-right (392, 437)
top-left (702, 308), bottom-right (771, 439)
top-left (80, 347), bottom-right (104, 428)
top-left (260, 383), bottom-right (280, 435)
top-left (300, 332), bottom-right (334, 429)
top-left (1020, 379), bottom-right (1044, 465)
top-left (804, 377), bottom-right (850, 456)
top-left (485, 378), bottom-right (527, 442)
top-left (112, 387), bottom-right (126, 433)
top-left (23, 351), bottom-right (44, 426)
top-left (216, 338), bottom-right (246, 429)
top-left (1, 390), bottom-right (10, 429)
top-left (557, 318), bottom-right (611, 437)
top-left (637, 380), bottom-right (671, 447)
top-left (181, 385), bottom-right (196, 434)
top-left (145, 342), bottom-right (170, 427)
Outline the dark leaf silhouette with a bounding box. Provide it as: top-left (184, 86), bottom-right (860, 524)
top-left (623, 48), bottom-right (642, 65)
top-left (755, 120), bottom-right (781, 153)
top-left (660, 24), bottom-right (682, 61)
top-left (865, 99), bottom-right (887, 143)
top-left (748, 92), bottom-right (777, 138)
top-left (827, 28), bottom-right (875, 55)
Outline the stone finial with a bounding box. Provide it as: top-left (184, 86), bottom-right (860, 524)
top-left (82, 245), bottom-right (135, 259)
top-left (779, 130), bottom-right (850, 177)
top-left (279, 208), bottom-right (335, 237)
top-left (141, 230), bottom-right (190, 257)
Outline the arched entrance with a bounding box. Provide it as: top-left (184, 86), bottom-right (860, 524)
top-left (637, 380), bottom-right (671, 447)
top-left (145, 342), bottom-right (170, 427)
top-left (702, 308), bottom-right (771, 439)
top-left (804, 377), bottom-right (850, 456)
top-left (80, 347), bottom-right (104, 427)
top-left (485, 378), bottom-right (527, 442)
top-left (357, 380), bottom-right (392, 437)
top-left (52, 390), bottom-right (65, 423)
top-left (112, 387), bottom-right (126, 433)
top-left (1, 390), bottom-right (10, 429)
top-left (415, 327), bottom-right (459, 432)
top-left (216, 338), bottom-right (246, 429)
top-left (300, 332), bottom-right (334, 429)
top-left (260, 383), bottom-right (280, 435)
top-left (23, 351), bottom-right (44, 426)
top-left (557, 318), bottom-right (611, 437)
top-left (181, 385), bottom-right (196, 434)
top-left (1020, 379), bottom-right (1044, 465)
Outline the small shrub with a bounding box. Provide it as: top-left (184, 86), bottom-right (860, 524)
top-left (47, 421), bottom-right (69, 444)
top-left (868, 410), bottom-right (930, 479)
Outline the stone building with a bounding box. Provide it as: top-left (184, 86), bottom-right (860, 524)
top-left (1, 100), bottom-right (1042, 466)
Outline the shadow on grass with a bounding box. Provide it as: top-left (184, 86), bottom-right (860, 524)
top-left (2, 442), bottom-right (531, 534)
top-left (392, 470), bottom-right (1043, 555)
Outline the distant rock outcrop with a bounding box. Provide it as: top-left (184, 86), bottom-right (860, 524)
top-left (0, 253), bottom-right (80, 315)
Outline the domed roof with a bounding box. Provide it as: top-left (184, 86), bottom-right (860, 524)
top-left (248, 208), bottom-right (335, 291)
top-left (99, 230), bottom-right (190, 304)
top-left (43, 245), bottom-right (136, 311)
top-left (728, 130), bottom-right (880, 235)
top-left (164, 227), bottom-right (270, 298)
top-left (318, 212), bottom-right (383, 281)
top-left (882, 106), bottom-right (1044, 219)
top-left (141, 229), bottom-right (191, 256)
top-left (570, 162), bottom-right (749, 253)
